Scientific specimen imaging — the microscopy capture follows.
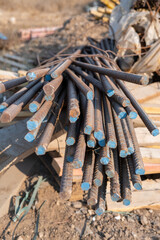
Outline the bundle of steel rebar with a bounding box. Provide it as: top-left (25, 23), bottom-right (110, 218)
top-left (0, 37), bottom-right (159, 216)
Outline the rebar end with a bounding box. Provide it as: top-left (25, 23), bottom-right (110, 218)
top-left (141, 75), bottom-right (149, 85)
top-left (45, 74), bottom-right (52, 82)
top-left (87, 140), bottom-right (96, 148)
top-left (107, 89), bottom-right (115, 97)
top-left (66, 137), bottom-right (75, 146)
top-left (111, 193), bottom-right (120, 202)
top-left (118, 112), bottom-right (127, 119)
top-left (27, 120), bottom-right (39, 131)
top-left (66, 156), bottom-right (74, 162)
top-left (107, 140), bottom-right (117, 149)
top-left (87, 91), bottom-right (94, 100)
top-left (94, 131), bottom-right (104, 141)
top-left (73, 160), bottom-right (82, 169)
top-left (95, 207), bottom-right (105, 216)
top-left (69, 116), bottom-right (78, 123)
top-left (123, 199), bottom-right (131, 206)
top-left (100, 157), bottom-right (110, 165)
top-left (0, 104), bottom-right (7, 112)
top-left (98, 139), bottom-right (106, 147)
top-left (27, 72), bottom-right (36, 81)
top-left (135, 168), bottom-right (145, 175)
top-left (29, 103), bottom-right (38, 113)
top-left (128, 147), bottom-right (134, 155)
top-left (94, 179), bottom-right (102, 187)
top-left (134, 182), bottom-right (142, 190)
top-left (24, 133), bottom-right (34, 142)
top-left (36, 146), bottom-right (46, 155)
top-left (84, 125), bottom-right (92, 135)
top-left (151, 128), bottom-right (159, 136)
top-left (123, 99), bottom-right (130, 107)
top-left (81, 182), bottom-right (90, 191)
top-left (119, 150), bottom-right (127, 158)
top-left (129, 111), bottom-right (137, 119)
top-left (106, 170), bottom-right (114, 178)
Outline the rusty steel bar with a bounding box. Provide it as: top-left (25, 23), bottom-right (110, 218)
top-left (67, 79), bottom-right (80, 123)
top-left (0, 79), bottom-right (40, 112)
top-left (72, 124), bottom-right (86, 169)
top-left (87, 184), bottom-right (99, 206)
top-left (35, 91), bottom-right (65, 155)
top-left (60, 149), bottom-right (73, 200)
top-left (121, 119), bottom-right (134, 155)
top-left (99, 144), bottom-right (110, 165)
top-left (103, 95), bottom-right (117, 148)
top-left (0, 81), bottom-right (43, 123)
top-left (112, 108), bottom-right (128, 158)
top-left (43, 75), bottom-right (63, 97)
top-left (66, 69), bottom-right (94, 100)
top-left (111, 92), bottom-right (130, 107)
top-left (110, 100), bottom-right (127, 119)
top-left (120, 158), bottom-right (132, 206)
top-left (24, 124), bottom-right (41, 142)
top-left (117, 79), bottom-right (159, 136)
top-left (98, 138), bottom-right (106, 147)
top-left (125, 105), bottom-right (138, 119)
top-left (29, 89), bottom-right (45, 113)
top-left (66, 144), bottom-right (76, 162)
top-left (26, 67), bottom-right (50, 81)
top-left (84, 83), bottom-right (94, 135)
top-left (27, 100), bottom-right (52, 131)
top-left (94, 87), bottom-right (105, 141)
top-left (110, 149), bottom-right (121, 202)
top-left (95, 174), bottom-right (107, 216)
top-left (126, 116), bottom-right (145, 175)
top-left (0, 76), bottom-right (27, 94)
top-left (87, 133), bottom-right (96, 148)
top-left (69, 65), bottom-right (105, 93)
top-left (104, 150), bottom-right (115, 178)
top-left (51, 48), bottom-right (82, 78)
top-left (66, 121), bottom-right (78, 146)
top-left (81, 150), bottom-right (95, 191)
top-left (73, 60), bottom-right (149, 85)
top-left (127, 155), bottom-right (142, 190)
top-left (93, 154), bottom-right (103, 187)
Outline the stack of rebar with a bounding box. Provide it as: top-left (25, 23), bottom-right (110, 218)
top-left (0, 37), bottom-right (159, 216)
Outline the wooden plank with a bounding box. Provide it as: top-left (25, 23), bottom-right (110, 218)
top-left (107, 179), bottom-right (160, 211)
top-left (135, 128), bottom-right (160, 147)
top-left (0, 154), bottom-right (38, 218)
top-left (0, 69), bottom-right (18, 81)
top-left (130, 82), bottom-right (160, 104)
top-left (47, 133), bottom-right (66, 157)
top-left (141, 103), bottom-right (160, 115)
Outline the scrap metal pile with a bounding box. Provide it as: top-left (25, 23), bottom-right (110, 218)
top-left (0, 37), bottom-right (159, 216)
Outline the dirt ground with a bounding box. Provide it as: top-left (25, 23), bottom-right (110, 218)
top-left (0, 1), bottom-right (160, 240)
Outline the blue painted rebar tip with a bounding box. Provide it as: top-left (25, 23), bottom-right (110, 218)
top-left (107, 89), bottom-right (114, 97)
top-left (100, 157), bottom-right (109, 165)
top-left (0, 105), bottom-right (6, 112)
top-left (45, 95), bottom-right (53, 101)
top-left (45, 74), bottom-right (52, 81)
top-left (69, 116), bottom-right (78, 123)
top-left (87, 91), bottom-right (94, 100)
top-left (134, 182), bottom-right (142, 190)
top-left (36, 146), bottom-right (45, 155)
top-left (73, 160), bottom-right (82, 169)
top-left (106, 170), bottom-right (114, 178)
top-left (120, 150), bottom-right (127, 158)
top-left (95, 208), bottom-right (105, 216)
top-left (129, 111), bottom-right (138, 119)
top-left (27, 72), bottom-right (36, 81)
top-left (125, 99), bottom-right (130, 106)
top-left (107, 140), bottom-right (116, 149)
top-left (81, 182), bottom-right (90, 191)
top-left (128, 147), bottom-right (134, 155)
top-left (98, 139), bottom-right (106, 147)
top-left (94, 131), bottom-right (104, 141)
top-left (94, 179), bottom-right (102, 187)
top-left (111, 193), bottom-right (120, 202)
top-left (135, 168), bottom-right (145, 175)
top-left (123, 199), bottom-right (131, 206)
top-left (151, 128), bottom-right (159, 136)
top-left (66, 137), bottom-right (75, 146)
top-left (67, 156), bottom-right (74, 162)
top-left (84, 125), bottom-right (92, 135)
top-left (27, 120), bottom-right (39, 131)
top-left (118, 112), bottom-right (127, 119)
top-left (24, 133), bottom-right (35, 142)
top-left (29, 103), bottom-right (38, 113)
top-left (87, 140), bottom-right (96, 148)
